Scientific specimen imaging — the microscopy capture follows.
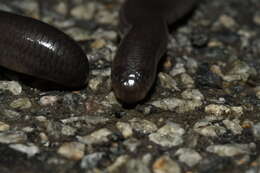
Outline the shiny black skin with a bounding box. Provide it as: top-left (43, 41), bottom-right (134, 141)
top-left (0, 10), bottom-right (89, 88)
top-left (111, 0), bottom-right (196, 103)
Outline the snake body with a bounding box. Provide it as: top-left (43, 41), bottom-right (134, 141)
top-left (0, 0), bottom-right (195, 103)
top-left (0, 10), bottom-right (89, 88)
top-left (112, 0), bottom-right (196, 103)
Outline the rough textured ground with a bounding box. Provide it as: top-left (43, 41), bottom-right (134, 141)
top-left (0, 0), bottom-right (260, 173)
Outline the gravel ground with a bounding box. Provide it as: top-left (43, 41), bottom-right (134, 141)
top-left (0, 0), bottom-right (260, 173)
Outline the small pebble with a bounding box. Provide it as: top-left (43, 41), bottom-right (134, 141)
top-left (0, 131), bottom-right (27, 144)
top-left (222, 60), bottom-right (256, 82)
top-left (95, 7), bottom-right (117, 25)
top-left (0, 121), bottom-right (10, 131)
top-left (205, 104), bottom-right (231, 116)
top-left (169, 63), bottom-right (186, 77)
top-left (175, 148), bottom-right (202, 167)
top-left (223, 119), bottom-right (243, 135)
top-left (149, 122), bottom-right (185, 147)
top-left (91, 39), bottom-right (106, 49)
top-left (193, 119), bottom-right (226, 137)
top-left (45, 121), bottom-right (62, 139)
top-left (126, 159), bottom-right (151, 173)
top-left (57, 142), bottom-right (85, 160)
top-left (35, 116), bottom-right (47, 122)
top-left (207, 144), bottom-right (253, 157)
top-left (9, 143), bottom-right (40, 157)
top-left (91, 29), bottom-right (118, 41)
top-left (61, 125), bottom-right (76, 136)
top-left (256, 91), bottom-right (260, 99)
top-left (54, 2), bottom-right (68, 15)
top-left (181, 89), bottom-right (204, 101)
top-left (77, 128), bottom-right (112, 145)
top-left (116, 122), bottom-right (133, 138)
top-left (81, 153), bottom-right (105, 170)
top-left (0, 81), bottom-right (22, 95)
top-left (123, 138), bottom-right (141, 152)
top-left (129, 118), bottom-right (157, 135)
top-left (106, 155), bottom-right (129, 172)
top-left (180, 73), bottom-right (195, 88)
top-left (219, 15), bottom-right (237, 28)
top-left (151, 98), bottom-right (202, 113)
top-left (153, 156), bottom-right (181, 173)
top-left (39, 132), bottom-right (49, 145)
top-left (22, 127), bottom-right (34, 133)
top-left (10, 98), bottom-right (32, 109)
top-left (158, 72), bottom-right (180, 91)
top-left (255, 86), bottom-right (260, 99)
top-left (12, 0), bottom-right (39, 17)
top-left (253, 12), bottom-right (260, 25)
top-left (39, 96), bottom-right (58, 106)
top-left (88, 76), bottom-right (104, 91)
top-left (205, 104), bottom-right (243, 116)
top-left (1, 109), bottom-right (21, 121)
top-left (252, 122), bottom-right (260, 140)
top-left (70, 2), bottom-right (96, 20)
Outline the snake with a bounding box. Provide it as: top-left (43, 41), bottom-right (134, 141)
top-left (111, 0), bottom-right (196, 103)
top-left (0, 0), bottom-right (195, 103)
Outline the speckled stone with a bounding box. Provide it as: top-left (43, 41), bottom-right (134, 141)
top-left (149, 122), bottom-right (185, 147)
top-left (0, 131), bottom-right (27, 144)
top-left (222, 60), bottom-right (257, 82)
top-left (77, 128), bottom-right (112, 145)
top-left (129, 118), bottom-right (157, 135)
top-left (207, 143), bottom-right (254, 157)
top-left (80, 152), bottom-right (105, 170)
top-left (218, 15), bottom-right (237, 28)
top-left (65, 27), bottom-right (91, 41)
top-left (255, 86), bottom-right (260, 99)
top-left (0, 121), bottom-right (10, 131)
top-left (205, 104), bottom-right (243, 117)
top-left (9, 143), bottom-right (40, 157)
top-left (70, 2), bottom-right (96, 20)
top-left (39, 95), bottom-right (59, 106)
top-left (169, 63), bottom-right (186, 77)
top-left (57, 142), bottom-right (85, 160)
top-left (61, 125), bottom-right (76, 136)
top-left (88, 76), bottom-right (104, 91)
top-left (181, 89), bottom-right (204, 101)
top-left (223, 119), bottom-right (243, 135)
top-left (12, 0), bottom-right (39, 17)
top-left (10, 98), bottom-right (32, 109)
top-left (116, 122), bottom-right (133, 138)
top-left (95, 4), bottom-right (117, 25)
top-left (0, 109), bottom-right (21, 121)
top-left (180, 73), bottom-right (195, 88)
top-left (91, 39), bottom-right (106, 49)
top-left (253, 12), bottom-right (260, 25)
top-left (54, 2), bottom-right (68, 15)
top-left (123, 138), bottom-right (141, 152)
top-left (126, 159), bottom-right (151, 173)
top-left (193, 118), bottom-right (226, 137)
top-left (205, 104), bottom-right (230, 116)
top-left (175, 148), bottom-right (202, 167)
top-left (0, 81), bottom-right (22, 95)
top-left (106, 155), bottom-right (129, 172)
top-left (45, 121), bottom-right (62, 139)
top-left (158, 72), bottom-right (180, 91)
top-left (151, 98), bottom-right (202, 113)
top-left (153, 156), bottom-right (181, 173)
top-left (252, 122), bottom-right (260, 140)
